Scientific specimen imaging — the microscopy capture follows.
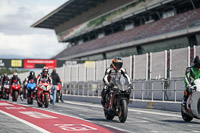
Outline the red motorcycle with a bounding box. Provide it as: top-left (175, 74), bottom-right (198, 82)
top-left (3, 80), bottom-right (10, 100)
top-left (10, 81), bottom-right (21, 102)
top-left (37, 78), bottom-right (52, 108)
top-left (56, 83), bottom-right (63, 102)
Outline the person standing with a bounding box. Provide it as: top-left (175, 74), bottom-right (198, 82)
top-left (50, 69), bottom-right (61, 105)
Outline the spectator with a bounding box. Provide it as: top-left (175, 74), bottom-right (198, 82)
top-left (50, 69), bottom-right (61, 105)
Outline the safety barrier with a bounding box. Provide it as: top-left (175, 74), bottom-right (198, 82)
top-left (64, 78), bottom-right (185, 102)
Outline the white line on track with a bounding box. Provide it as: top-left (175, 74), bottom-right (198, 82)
top-left (63, 100), bottom-right (181, 118)
top-left (0, 110), bottom-right (50, 133)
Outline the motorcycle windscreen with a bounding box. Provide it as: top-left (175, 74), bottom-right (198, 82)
top-left (190, 92), bottom-right (200, 118)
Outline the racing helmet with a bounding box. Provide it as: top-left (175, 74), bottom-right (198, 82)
top-left (13, 72), bottom-right (18, 77)
top-left (30, 71), bottom-right (35, 77)
top-left (194, 56), bottom-right (200, 69)
top-left (42, 66), bottom-right (49, 76)
top-left (112, 57), bottom-right (123, 70)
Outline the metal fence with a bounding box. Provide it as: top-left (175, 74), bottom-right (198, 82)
top-left (64, 79), bottom-right (185, 102)
top-left (15, 45), bottom-right (200, 102)
top-left (150, 51), bottom-right (167, 79)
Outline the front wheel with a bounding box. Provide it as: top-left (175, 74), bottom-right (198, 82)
top-left (181, 107), bottom-right (193, 122)
top-left (13, 91), bottom-right (18, 102)
top-left (44, 94), bottom-right (49, 108)
top-left (104, 109), bottom-right (114, 120)
top-left (118, 100), bottom-right (128, 123)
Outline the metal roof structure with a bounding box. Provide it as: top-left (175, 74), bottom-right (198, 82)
top-left (31, 0), bottom-right (105, 29)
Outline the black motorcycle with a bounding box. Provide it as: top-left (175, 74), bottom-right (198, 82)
top-left (103, 78), bottom-right (132, 123)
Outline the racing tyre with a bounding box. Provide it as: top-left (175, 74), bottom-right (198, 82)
top-left (118, 100), bottom-right (128, 123)
top-left (44, 94), bottom-right (49, 108)
top-left (13, 91), bottom-right (18, 102)
top-left (181, 107), bottom-right (193, 122)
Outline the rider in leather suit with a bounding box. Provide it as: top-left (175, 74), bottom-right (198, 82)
top-left (182, 56), bottom-right (200, 107)
top-left (101, 57), bottom-right (133, 106)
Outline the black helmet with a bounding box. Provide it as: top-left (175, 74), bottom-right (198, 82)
top-left (194, 56), bottom-right (200, 69)
top-left (112, 57), bottom-right (123, 70)
top-left (30, 71), bottom-right (35, 77)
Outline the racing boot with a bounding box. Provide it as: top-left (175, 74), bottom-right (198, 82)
top-left (20, 94), bottom-right (23, 101)
top-left (181, 90), bottom-right (188, 109)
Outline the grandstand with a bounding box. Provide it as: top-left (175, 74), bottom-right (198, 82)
top-left (32, 0), bottom-right (200, 61)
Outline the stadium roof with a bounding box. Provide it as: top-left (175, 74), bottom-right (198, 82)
top-left (31, 0), bottom-right (105, 29)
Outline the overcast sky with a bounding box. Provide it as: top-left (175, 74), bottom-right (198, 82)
top-left (0, 0), bottom-right (68, 59)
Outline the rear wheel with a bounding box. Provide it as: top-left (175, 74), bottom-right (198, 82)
top-left (181, 107), bottom-right (193, 122)
top-left (44, 94), bottom-right (49, 108)
top-left (118, 100), bottom-right (128, 123)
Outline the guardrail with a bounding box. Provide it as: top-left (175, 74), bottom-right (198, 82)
top-left (63, 78), bottom-right (185, 102)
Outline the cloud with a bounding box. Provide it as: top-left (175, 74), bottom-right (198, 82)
top-left (0, 32), bottom-right (64, 59)
top-left (0, 0), bottom-right (66, 59)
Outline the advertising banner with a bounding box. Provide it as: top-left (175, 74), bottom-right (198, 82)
top-left (24, 59), bottom-right (57, 69)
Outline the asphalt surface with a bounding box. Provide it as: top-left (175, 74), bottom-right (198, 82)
top-left (0, 97), bottom-right (200, 133)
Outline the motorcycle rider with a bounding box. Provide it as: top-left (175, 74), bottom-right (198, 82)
top-left (10, 72), bottom-right (23, 100)
top-left (24, 71), bottom-right (37, 98)
top-left (36, 67), bottom-right (52, 101)
top-left (101, 57), bottom-right (133, 106)
top-left (1, 74), bottom-right (10, 98)
top-left (37, 67), bottom-right (52, 85)
top-left (26, 71), bottom-right (37, 84)
top-left (182, 56), bottom-right (200, 108)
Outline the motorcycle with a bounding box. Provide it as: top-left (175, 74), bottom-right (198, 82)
top-left (103, 77), bottom-right (132, 123)
top-left (37, 78), bottom-right (52, 108)
top-left (56, 83), bottom-right (63, 102)
top-left (181, 78), bottom-right (200, 121)
top-left (10, 81), bottom-right (21, 102)
top-left (2, 80), bottom-right (10, 100)
top-left (27, 79), bottom-right (36, 104)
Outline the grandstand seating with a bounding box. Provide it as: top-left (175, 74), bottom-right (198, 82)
top-left (55, 8), bottom-right (200, 58)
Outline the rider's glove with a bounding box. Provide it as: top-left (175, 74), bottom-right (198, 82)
top-left (128, 84), bottom-right (133, 89)
top-left (188, 88), bottom-right (193, 94)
